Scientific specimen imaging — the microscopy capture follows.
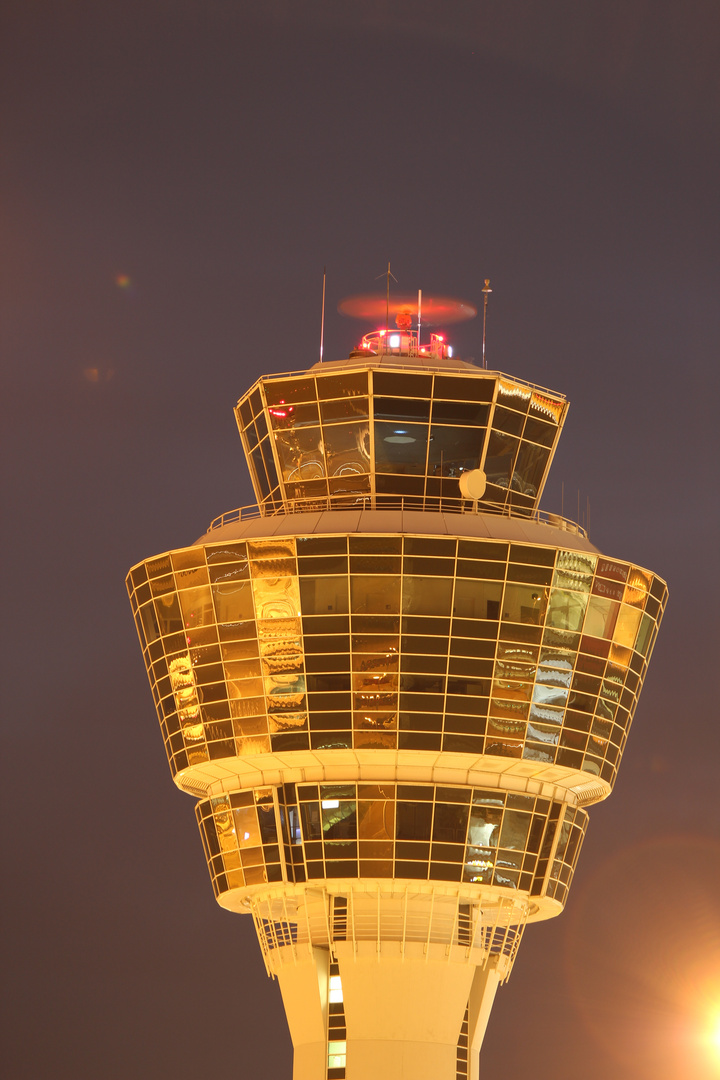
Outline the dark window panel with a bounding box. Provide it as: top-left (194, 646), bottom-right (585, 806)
top-left (349, 536), bottom-right (402, 554)
top-left (398, 712), bottom-right (442, 732)
top-left (297, 536), bottom-right (348, 556)
top-left (404, 536), bottom-right (457, 557)
top-left (398, 732), bottom-right (442, 750)
top-left (264, 378), bottom-right (317, 406)
top-left (434, 375), bottom-right (495, 403)
top-left (522, 416), bottom-right (557, 447)
top-left (316, 371), bottom-right (369, 398)
top-left (401, 634), bottom-right (449, 656)
top-left (373, 371), bottom-right (432, 398)
top-left (401, 616), bottom-right (451, 636)
top-left (350, 555), bottom-right (401, 574)
top-left (302, 615), bottom-right (350, 634)
top-left (431, 399), bottom-right (491, 425)
top-left (374, 396), bottom-right (431, 422)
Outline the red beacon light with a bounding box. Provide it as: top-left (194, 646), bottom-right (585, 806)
top-left (357, 328), bottom-right (453, 359)
top-left (339, 290), bottom-right (474, 362)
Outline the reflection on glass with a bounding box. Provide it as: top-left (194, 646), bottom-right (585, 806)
top-left (546, 589), bottom-right (588, 633)
top-left (324, 422), bottom-right (370, 477)
top-left (554, 551), bottom-right (596, 593)
top-left (512, 442), bottom-right (550, 497)
top-left (468, 805), bottom-right (501, 847)
top-left (274, 427), bottom-right (325, 481)
top-left (169, 654), bottom-right (203, 740)
top-left (320, 397), bottom-right (369, 423)
top-left (584, 595), bottom-right (619, 639)
top-left (613, 604), bottom-right (642, 649)
top-left (484, 431), bottom-right (519, 489)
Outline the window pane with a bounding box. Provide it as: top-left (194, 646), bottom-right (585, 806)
top-left (264, 378), bottom-right (317, 406)
top-left (512, 441), bottom-right (550, 498)
top-left (546, 589), bottom-right (588, 633)
top-left (351, 576), bottom-right (401, 614)
top-left (584, 595), bottom-right (619, 639)
top-left (374, 422), bottom-right (428, 474)
top-left (274, 427), bottom-right (325, 481)
top-left (300, 576), bottom-right (349, 615)
top-left (402, 577), bottom-right (453, 617)
top-left (316, 371), bottom-right (368, 398)
top-left (484, 431), bottom-right (519, 490)
top-left (428, 425), bottom-right (485, 477)
top-left (325, 423), bottom-right (371, 478)
top-left (502, 584), bottom-right (547, 625)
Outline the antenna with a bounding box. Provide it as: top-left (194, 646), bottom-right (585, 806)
top-left (319, 267), bottom-right (326, 363)
top-left (375, 261), bottom-right (398, 333)
top-left (417, 288), bottom-right (422, 349)
top-left (482, 278), bottom-right (492, 369)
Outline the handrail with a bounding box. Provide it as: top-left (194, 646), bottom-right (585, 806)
top-left (207, 496), bottom-right (588, 538)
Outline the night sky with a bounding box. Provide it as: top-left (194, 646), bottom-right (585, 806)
top-left (3, 3), bottom-right (719, 1078)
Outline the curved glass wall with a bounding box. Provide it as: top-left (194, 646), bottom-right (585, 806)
top-left (235, 368), bottom-right (567, 516)
top-left (127, 535), bottom-right (666, 786)
top-left (195, 783), bottom-right (588, 907)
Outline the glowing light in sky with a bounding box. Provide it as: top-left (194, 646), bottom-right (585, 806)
top-left (115, 273), bottom-right (132, 289)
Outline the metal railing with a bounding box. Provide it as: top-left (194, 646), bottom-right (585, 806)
top-left (207, 496), bottom-right (587, 537)
top-left (250, 886), bottom-right (528, 981)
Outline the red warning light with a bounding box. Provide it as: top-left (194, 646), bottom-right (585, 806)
top-left (269, 399), bottom-right (294, 419)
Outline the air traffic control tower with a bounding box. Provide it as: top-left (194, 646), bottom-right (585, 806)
top-left (127, 293), bottom-right (667, 1080)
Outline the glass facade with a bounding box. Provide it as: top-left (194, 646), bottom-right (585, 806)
top-left (127, 535), bottom-right (666, 788)
top-left (235, 367), bottom-right (567, 516)
top-left (195, 782), bottom-right (588, 908)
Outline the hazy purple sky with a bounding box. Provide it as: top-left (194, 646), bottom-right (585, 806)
top-left (2, 3), bottom-right (719, 1078)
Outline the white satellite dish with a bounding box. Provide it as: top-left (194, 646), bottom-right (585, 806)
top-left (459, 468), bottom-right (487, 501)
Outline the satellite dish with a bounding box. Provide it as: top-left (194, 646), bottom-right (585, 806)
top-left (459, 469), bottom-right (487, 501)
top-left (338, 293), bottom-right (477, 326)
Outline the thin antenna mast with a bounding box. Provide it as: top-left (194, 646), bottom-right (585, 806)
top-left (482, 279), bottom-right (492, 369)
top-left (417, 288), bottom-right (422, 350)
top-left (319, 266), bottom-right (326, 363)
top-left (374, 262), bottom-right (398, 335)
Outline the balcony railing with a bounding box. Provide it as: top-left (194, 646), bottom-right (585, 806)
top-left (207, 496), bottom-right (588, 538)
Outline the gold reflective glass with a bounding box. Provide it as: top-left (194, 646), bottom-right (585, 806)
top-left (350, 576), bottom-right (401, 614)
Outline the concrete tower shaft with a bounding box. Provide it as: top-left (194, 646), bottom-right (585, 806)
top-left (127, 337), bottom-right (666, 1079)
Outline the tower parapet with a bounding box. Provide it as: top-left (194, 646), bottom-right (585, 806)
top-left (127, 306), bottom-right (666, 1080)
